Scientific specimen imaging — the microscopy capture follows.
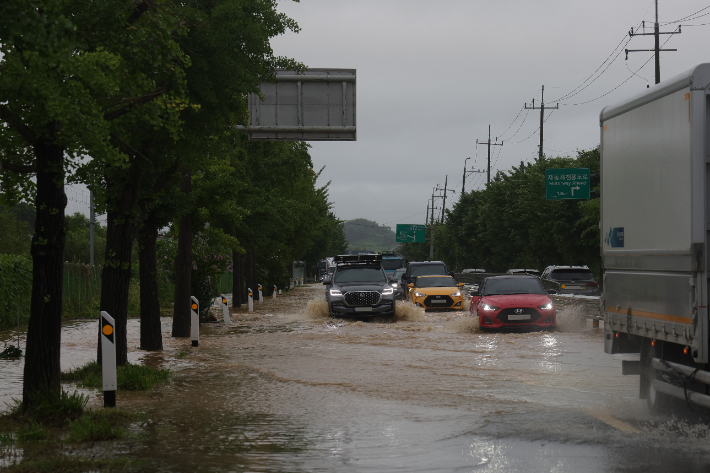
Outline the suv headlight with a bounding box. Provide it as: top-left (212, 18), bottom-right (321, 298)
top-left (381, 287), bottom-right (394, 295)
top-left (414, 291), bottom-right (426, 298)
top-left (450, 290), bottom-right (461, 297)
top-left (481, 303), bottom-right (499, 311)
top-left (329, 289), bottom-right (342, 297)
top-left (539, 302), bottom-right (554, 310)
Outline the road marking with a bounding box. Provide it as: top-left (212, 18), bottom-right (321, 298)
top-left (588, 410), bottom-right (641, 433)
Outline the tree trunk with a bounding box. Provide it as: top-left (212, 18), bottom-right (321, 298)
top-left (172, 168), bottom-right (193, 337)
top-left (138, 216), bottom-right (163, 350)
top-left (232, 250), bottom-right (243, 308)
top-left (245, 249), bottom-right (256, 299)
top-left (23, 129), bottom-right (66, 407)
top-left (98, 211), bottom-right (136, 366)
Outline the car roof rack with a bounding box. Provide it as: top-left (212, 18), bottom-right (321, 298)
top-left (334, 254), bottom-right (383, 264)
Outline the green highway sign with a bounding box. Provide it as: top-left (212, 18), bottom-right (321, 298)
top-left (396, 224), bottom-right (426, 243)
top-left (545, 168), bottom-right (591, 200)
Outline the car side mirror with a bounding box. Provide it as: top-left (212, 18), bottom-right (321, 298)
top-left (458, 282), bottom-right (464, 287)
top-left (471, 289), bottom-right (480, 296)
top-left (322, 276), bottom-right (332, 285)
top-left (547, 289), bottom-right (557, 295)
top-left (448, 271), bottom-right (454, 276)
top-left (408, 283), bottom-right (413, 288)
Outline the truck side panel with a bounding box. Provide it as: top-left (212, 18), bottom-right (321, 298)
top-left (601, 76), bottom-right (708, 363)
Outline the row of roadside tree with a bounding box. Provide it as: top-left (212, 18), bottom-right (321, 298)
top-left (0, 0), bottom-right (346, 409)
top-left (399, 149), bottom-right (601, 278)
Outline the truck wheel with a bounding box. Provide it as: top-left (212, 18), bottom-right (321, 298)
top-left (642, 339), bottom-right (672, 414)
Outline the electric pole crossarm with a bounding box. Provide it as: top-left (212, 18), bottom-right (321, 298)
top-left (476, 124), bottom-right (503, 185)
top-left (625, 0), bottom-right (679, 84)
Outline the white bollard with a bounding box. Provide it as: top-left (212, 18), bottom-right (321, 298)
top-left (221, 294), bottom-right (230, 325)
top-left (248, 288), bottom-right (254, 312)
top-left (258, 284), bottom-right (263, 303)
top-left (100, 311), bottom-right (117, 408)
top-left (301, 278), bottom-right (304, 286)
top-left (273, 285), bottom-right (277, 299)
top-left (191, 296), bottom-right (199, 347)
top-left (278, 289), bottom-right (282, 295)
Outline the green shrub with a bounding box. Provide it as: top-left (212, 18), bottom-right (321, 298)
top-left (10, 389), bottom-right (88, 424)
top-left (62, 361), bottom-right (170, 391)
top-left (68, 411), bottom-right (124, 442)
top-left (0, 254), bottom-right (32, 330)
top-left (0, 431), bottom-right (14, 445)
top-left (16, 421), bottom-right (47, 441)
top-left (62, 263), bottom-right (101, 319)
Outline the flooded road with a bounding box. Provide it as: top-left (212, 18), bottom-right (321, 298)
top-left (2, 285), bottom-right (710, 472)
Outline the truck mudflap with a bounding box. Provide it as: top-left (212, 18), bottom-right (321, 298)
top-left (651, 358), bottom-right (710, 409)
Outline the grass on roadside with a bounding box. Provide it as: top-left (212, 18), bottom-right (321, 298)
top-left (7, 389), bottom-right (88, 425)
top-left (68, 409), bottom-right (134, 442)
top-left (61, 361), bottom-right (170, 391)
top-left (2, 455), bottom-right (136, 473)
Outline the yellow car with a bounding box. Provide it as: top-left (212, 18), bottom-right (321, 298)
top-left (408, 275), bottom-right (464, 310)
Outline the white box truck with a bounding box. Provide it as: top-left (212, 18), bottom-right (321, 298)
top-left (601, 63), bottom-right (710, 412)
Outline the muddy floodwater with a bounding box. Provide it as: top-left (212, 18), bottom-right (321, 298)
top-left (2, 286), bottom-right (710, 472)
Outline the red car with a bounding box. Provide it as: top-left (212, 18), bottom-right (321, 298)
top-left (470, 275), bottom-right (556, 330)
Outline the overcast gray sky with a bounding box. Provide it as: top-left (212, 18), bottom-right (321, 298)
top-left (269, 0), bottom-right (710, 230)
top-left (65, 0), bottom-right (710, 230)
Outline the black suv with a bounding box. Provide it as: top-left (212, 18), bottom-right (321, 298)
top-left (541, 265), bottom-right (599, 296)
top-left (400, 261), bottom-right (450, 298)
top-left (324, 254), bottom-right (396, 318)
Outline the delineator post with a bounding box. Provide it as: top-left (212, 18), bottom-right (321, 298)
top-left (221, 295), bottom-right (230, 325)
top-left (100, 311), bottom-right (117, 408)
top-left (191, 296), bottom-right (199, 347)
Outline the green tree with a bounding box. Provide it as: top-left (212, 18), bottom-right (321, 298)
top-left (0, 210), bottom-right (32, 256)
top-left (0, 0), bottom-right (188, 407)
top-left (435, 148), bottom-right (601, 275)
top-left (63, 212), bottom-right (106, 265)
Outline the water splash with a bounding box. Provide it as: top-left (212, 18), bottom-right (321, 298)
top-left (462, 299), bottom-right (471, 312)
top-left (395, 300), bottom-right (426, 321)
top-left (300, 298), bottom-right (330, 320)
top-left (445, 315), bottom-right (481, 333)
top-left (555, 304), bottom-right (588, 333)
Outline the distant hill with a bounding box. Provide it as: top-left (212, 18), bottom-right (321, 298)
top-left (344, 219), bottom-right (396, 252)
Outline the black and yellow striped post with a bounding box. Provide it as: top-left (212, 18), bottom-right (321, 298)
top-left (247, 288), bottom-right (254, 312)
top-left (221, 294), bottom-right (230, 325)
top-left (191, 296), bottom-right (199, 347)
top-left (100, 311), bottom-right (117, 408)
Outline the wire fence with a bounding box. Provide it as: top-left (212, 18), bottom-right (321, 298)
top-left (63, 263), bottom-right (102, 318)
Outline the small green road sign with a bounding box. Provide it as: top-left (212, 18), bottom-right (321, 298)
top-left (396, 224), bottom-right (426, 243)
top-left (545, 168), bottom-right (591, 200)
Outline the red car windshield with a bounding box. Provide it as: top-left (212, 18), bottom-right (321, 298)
top-left (482, 278), bottom-right (545, 296)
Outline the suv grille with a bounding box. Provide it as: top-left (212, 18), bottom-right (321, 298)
top-left (424, 295), bottom-right (454, 308)
top-left (344, 291), bottom-right (381, 306)
top-left (497, 308), bottom-right (542, 323)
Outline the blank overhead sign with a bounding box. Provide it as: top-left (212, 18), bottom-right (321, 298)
top-left (243, 69), bottom-right (356, 141)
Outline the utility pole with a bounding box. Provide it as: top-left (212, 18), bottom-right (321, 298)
top-left (462, 157), bottom-right (486, 194)
top-left (524, 86), bottom-right (558, 159)
top-left (626, 0), bottom-right (680, 84)
top-left (429, 191), bottom-right (436, 259)
top-left (434, 178), bottom-right (455, 224)
top-left (476, 125), bottom-right (503, 184)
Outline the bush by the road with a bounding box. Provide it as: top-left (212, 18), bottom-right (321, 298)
top-left (0, 254), bottom-right (32, 330)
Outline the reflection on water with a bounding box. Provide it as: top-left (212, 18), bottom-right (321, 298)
top-left (2, 286), bottom-right (710, 472)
